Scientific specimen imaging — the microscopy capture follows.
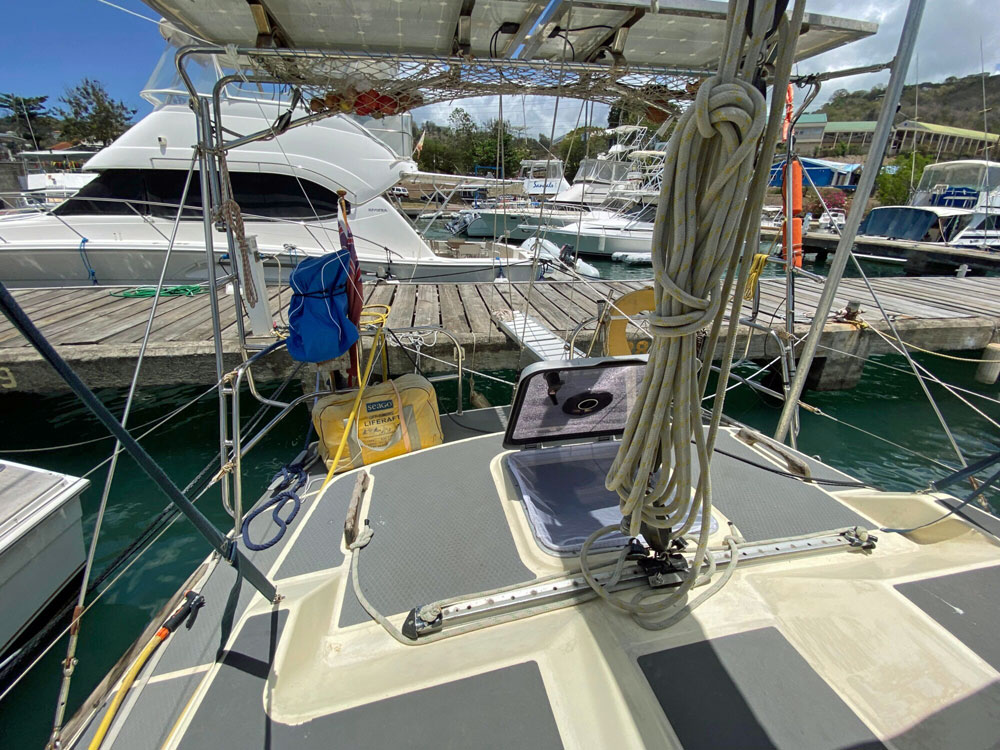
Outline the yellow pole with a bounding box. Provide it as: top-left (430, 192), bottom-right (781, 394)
top-left (320, 326), bottom-right (385, 490)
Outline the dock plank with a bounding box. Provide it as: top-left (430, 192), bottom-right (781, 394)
top-left (413, 284), bottom-right (440, 328)
top-left (457, 284), bottom-right (495, 337)
top-left (437, 283), bottom-right (470, 335)
top-left (385, 285), bottom-right (416, 329)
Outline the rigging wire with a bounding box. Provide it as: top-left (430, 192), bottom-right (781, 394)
top-left (46, 155), bottom-right (199, 745)
top-left (848, 251), bottom-right (967, 469)
top-left (0, 382), bottom-right (217, 454)
top-left (864, 325), bottom-right (1000, 432)
top-left (810, 339), bottom-right (1000, 407)
top-left (867, 330), bottom-right (1000, 364)
top-left (0, 368), bottom-right (303, 702)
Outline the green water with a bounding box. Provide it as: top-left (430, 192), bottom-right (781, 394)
top-left (2, 291), bottom-right (999, 745)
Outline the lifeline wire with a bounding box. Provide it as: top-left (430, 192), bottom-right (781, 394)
top-left (48, 154), bottom-right (198, 747)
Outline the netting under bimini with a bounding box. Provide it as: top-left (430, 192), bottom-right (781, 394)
top-left (244, 50), bottom-right (706, 122)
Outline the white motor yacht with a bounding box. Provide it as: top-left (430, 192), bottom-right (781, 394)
top-left (0, 48), bottom-right (541, 287)
top-left (911, 159), bottom-right (1000, 211)
top-left (552, 126), bottom-right (654, 206)
top-left (3, 149), bottom-right (99, 211)
top-left (859, 204), bottom-right (1000, 251)
top-left (540, 203), bottom-right (657, 256)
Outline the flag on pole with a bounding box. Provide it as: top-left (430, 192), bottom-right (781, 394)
top-left (338, 195), bottom-right (364, 386)
top-left (782, 83), bottom-right (794, 142)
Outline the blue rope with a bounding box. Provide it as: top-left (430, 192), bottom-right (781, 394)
top-left (240, 463), bottom-right (308, 551)
top-left (78, 237), bottom-right (98, 285)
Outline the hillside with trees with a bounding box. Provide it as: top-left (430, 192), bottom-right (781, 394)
top-left (816, 73), bottom-right (1000, 133)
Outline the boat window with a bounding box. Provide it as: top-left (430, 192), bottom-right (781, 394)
top-left (55, 171), bottom-right (149, 215)
top-left (143, 171), bottom-right (204, 217)
top-left (576, 159), bottom-right (631, 182)
top-left (627, 204), bottom-right (657, 223)
top-left (986, 166), bottom-right (1000, 191)
top-left (916, 166), bottom-right (943, 192)
top-left (521, 162), bottom-right (564, 180)
top-left (937, 163), bottom-right (986, 190)
top-left (225, 172), bottom-right (340, 220)
top-left (941, 213), bottom-right (977, 241)
top-left (859, 207), bottom-right (937, 241)
top-left (55, 169), bottom-right (340, 220)
top-left (916, 163), bottom-right (991, 192)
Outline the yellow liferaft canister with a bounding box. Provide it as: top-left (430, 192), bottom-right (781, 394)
top-left (312, 373), bottom-right (443, 473)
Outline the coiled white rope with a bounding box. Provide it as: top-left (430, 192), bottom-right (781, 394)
top-left (588, 0), bottom-right (804, 629)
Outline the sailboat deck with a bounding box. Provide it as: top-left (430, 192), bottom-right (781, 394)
top-left (2, 276), bottom-right (1000, 392)
top-left (67, 410), bottom-right (1000, 749)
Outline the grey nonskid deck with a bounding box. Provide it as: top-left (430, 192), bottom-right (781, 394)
top-left (179, 608), bottom-right (560, 750)
top-left (70, 414), bottom-right (996, 749)
top-left (338, 434), bottom-right (535, 628)
top-left (639, 627), bottom-right (885, 750)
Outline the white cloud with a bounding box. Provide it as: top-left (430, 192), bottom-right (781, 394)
top-left (799, 0), bottom-right (1000, 109)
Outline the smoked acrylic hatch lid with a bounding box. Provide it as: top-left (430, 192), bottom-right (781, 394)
top-left (502, 356), bottom-right (647, 450)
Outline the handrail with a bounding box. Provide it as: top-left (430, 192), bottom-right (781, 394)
top-left (387, 325), bottom-right (466, 415)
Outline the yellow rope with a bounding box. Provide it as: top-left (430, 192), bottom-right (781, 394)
top-left (319, 305), bottom-right (390, 490)
top-left (742, 253), bottom-right (769, 301)
top-left (871, 326), bottom-right (998, 363)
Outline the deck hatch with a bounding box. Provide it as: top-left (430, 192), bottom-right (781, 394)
top-left (506, 440), bottom-right (716, 556)
top-left (638, 627), bottom-right (884, 749)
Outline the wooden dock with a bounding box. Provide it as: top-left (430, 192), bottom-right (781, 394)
top-left (1, 276), bottom-right (999, 393)
top-left (760, 227), bottom-right (1000, 275)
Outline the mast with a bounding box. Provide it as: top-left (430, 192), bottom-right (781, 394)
top-left (773, 0), bottom-right (927, 443)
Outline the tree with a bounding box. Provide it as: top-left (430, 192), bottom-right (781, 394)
top-left (59, 79), bottom-right (136, 146)
top-left (875, 151), bottom-right (935, 206)
top-left (806, 187), bottom-right (848, 217)
top-left (0, 93), bottom-right (54, 148)
top-left (607, 103), bottom-right (625, 129)
top-left (556, 126), bottom-right (610, 180)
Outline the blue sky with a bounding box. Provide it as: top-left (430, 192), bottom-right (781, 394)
top-left (2, 0), bottom-right (997, 135)
top-left (2, 0), bottom-right (166, 118)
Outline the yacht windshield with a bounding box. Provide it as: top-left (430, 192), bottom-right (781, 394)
top-left (54, 169), bottom-right (341, 220)
top-left (916, 163), bottom-right (991, 192)
top-left (142, 40), bottom-right (285, 109)
top-left (941, 213), bottom-right (977, 241)
top-left (860, 207), bottom-right (938, 241)
top-left (575, 159), bottom-right (631, 183)
top-left (520, 162), bottom-right (564, 180)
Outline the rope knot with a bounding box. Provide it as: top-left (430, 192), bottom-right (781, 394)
top-left (647, 283), bottom-right (721, 338)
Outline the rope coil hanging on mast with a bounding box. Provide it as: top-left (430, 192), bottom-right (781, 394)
top-left (586, 0), bottom-right (803, 629)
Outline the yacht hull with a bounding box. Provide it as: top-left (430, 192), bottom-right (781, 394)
top-left (0, 243), bottom-right (539, 286)
top-left (541, 226), bottom-right (653, 256)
